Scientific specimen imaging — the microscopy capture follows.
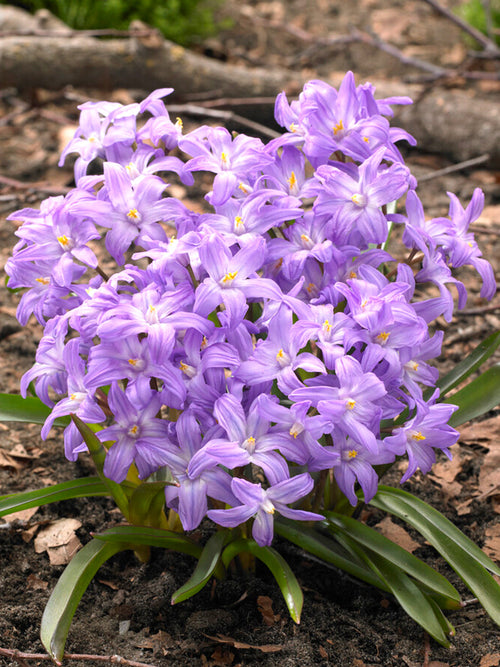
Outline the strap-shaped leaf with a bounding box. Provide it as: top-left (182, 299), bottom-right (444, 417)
top-left (41, 538), bottom-right (125, 663)
top-left (436, 331), bottom-right (500, 398)
top-left (0, 393), bottom-right (69, 426)
top-left (222, 537), bottom-right (303, 623)
top-left (340, 533), bottom-right (452, 647)
top-left (71, 415), bottom-right (130, 518)
top-left (171, 530), bottom-right (229, 605)
top-left (446, 363), bottom-right (500, 427)
top-left (324, 511), bottom-right (462, 609)
top-left (369, 485), bottom-right (500, 626)
top-left (93, 525), bottom-right (203, 559)
top-left (0, 477), bottom-right (109, 518)
top-left (128, 481), bottom-right (172, 529)
top-left (275, 518), bottom-right (389, 592)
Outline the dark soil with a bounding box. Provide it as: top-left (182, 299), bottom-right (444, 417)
top-left (1, 1), bottom-right (500, 666)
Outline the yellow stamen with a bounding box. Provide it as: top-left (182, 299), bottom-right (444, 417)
top-left (290, 122), bottom-right (298, 133)
top-left (349, 270), bottom-right (357, 279)
top-left (238, 183), bottom-right (249, 194)
top-left (276, 349), bottom-right (285, 361)
top-left (412, 431), bottom-right (426, 441)
top-left (351, 193), bottom-right (363, 205)
top-left (235, 215), bottom-right (244, 228)
top-left (363, 136), bottom-right (369, 143)
top-left (127, 208), bottom-right (140, 220)
top-left (322, 320), bottom-right (332, 333)
top-left (222, 271), bottom-right (238, 284)
top-left (175, 117), bottom-right (183, 129)
top-left (128, 358), bottom-right (138, 366)
top-left (246, 436), bottom-right (255, 447)
top-left (287, 171), bottom-right (297, 189)
top-left (348, 449), bottom-right (358, 458)
top-left (70, 393), bottom-right (77, 400)
top-left (411, 362), bottom-right (419, 371)
top-left (376, 331), bottom-right (390, 343)
top-left (333, 119), bottom-right (344, 135)
top-left (57, 234), bottom-right (70, 246)
top-left (346, 399), bottom-right (356, 410)
top-left (300, 233), bottom-right (313, 245)
top-left (36, 277), bottom-right (50, 285)
top-left (221, 152), bottom-right (228, 164)
top-left (129, 425), bottom-right (139, 435)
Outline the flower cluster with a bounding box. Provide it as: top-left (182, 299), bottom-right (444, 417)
top-left (6, 73), bottom-right (495, 546)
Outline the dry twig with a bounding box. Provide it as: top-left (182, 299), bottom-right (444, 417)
top-left (0, 647), bottom-right (156, 667)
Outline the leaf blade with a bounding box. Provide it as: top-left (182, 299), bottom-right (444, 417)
top-left (0, 477), bottom-right (109, 518)
top-left (0, 393), bottom-right (69, 426)
top-left (40, 538), bottom-right (125, 663)
top-left (171, 530), bottom-right (229, 605)
top-left (324, 511), bottom-right (462, 608)
top-left (93, 525), bottom-right (203, 559)
top-left (446, 363), bottom-right (500, 427)
top-left (222, 538), bottom-right (303, 623)
top-left (369, 485), bottom-right (500, 626)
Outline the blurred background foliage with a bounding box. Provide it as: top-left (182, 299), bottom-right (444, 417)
top-left (3, 0), bottom-right (230, 45)
top-left (457, 0), bottom-right (500, 45)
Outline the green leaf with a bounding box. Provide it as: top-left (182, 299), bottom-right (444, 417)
top-left (128, 481), bottom-right (172, 529)
top-left (446, 363), bottom-right (500, 427)
top-left (222, 537), bottom-right (303, 623)
top-left (341, 535), bottom-right (452, 647)
top-left (369, 485), bottom-right (500, 626)
top-left (71, 415), bottom-right (130, 518)
top-left (171, 530), bottom-right (229, 605)
top-left (324, 511), bottom-right (462, 609)
top-left (275, 518), bottom-right (390, 593)
top-left (436, 330), bottom-right (500, 398)
top-left (0, 477), bottom-right (109, 518)
top-left (0, 393), bottom-right (69, 426)
top-left (41, 538), bottom-right (126, 663)
top-left (93, 525), bottom-right (203, 560)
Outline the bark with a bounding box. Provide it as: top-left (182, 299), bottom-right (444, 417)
top-left (0, 32), bottom-right (301, 100)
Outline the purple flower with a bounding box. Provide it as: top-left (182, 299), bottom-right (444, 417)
top-left (188, 393), bottom-right (290, 485)
top-left (384, 398), bottom-right (459, 483)
top-left (291, 355), bottom-right (387, 453)
top-left (312, 148), bottom-right (410, 246)
top-left (208, 473), bottom-right (323, 546)
top-left (194, 234), bottom-right (283, 326)
top-left (180, 126), bottom-right (273, 206)
top-left (98, 383), bottom-right (172, 482)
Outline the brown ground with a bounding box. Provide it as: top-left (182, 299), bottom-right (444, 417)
top-left (1, 1), bottom-right (500, 666)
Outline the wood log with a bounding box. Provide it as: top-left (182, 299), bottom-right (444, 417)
top-left (1, 7), bottom-right (499, 167)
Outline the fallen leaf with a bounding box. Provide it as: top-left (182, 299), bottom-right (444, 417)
top-left (26, 574), bottom-right (48, 590)
top-left (34, 517), bottom-right (82, 565)
top-left (319, 646), bottom-right (328, 659)
top-left (204, 634), bottom-right (282, 653)
top-left (483, 525), bottom-right (500, 563)
top-left (257, 595), bottom-right (279, 627)
top-left (375, 517), bottom-right (419, 553)
top-left (480, 654), bottom-right (500, 667)
top-left (3, 506), bottom-right (39, 523)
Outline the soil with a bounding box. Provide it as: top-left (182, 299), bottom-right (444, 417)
top-left (1, 1), bottom-right (500, 666)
